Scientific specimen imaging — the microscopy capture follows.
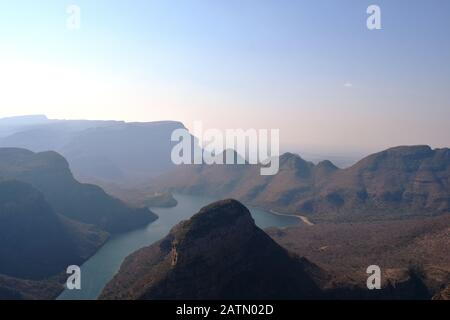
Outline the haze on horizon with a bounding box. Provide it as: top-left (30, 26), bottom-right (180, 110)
top-left (1, 0), bottom-right (449, 157)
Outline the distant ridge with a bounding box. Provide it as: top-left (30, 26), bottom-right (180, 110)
top-left (0, 114), bottom-right (48, 124)
top-left (0, 116), bottom-right (188, 186)
top-left (151, 145), bottom-right (450, 222)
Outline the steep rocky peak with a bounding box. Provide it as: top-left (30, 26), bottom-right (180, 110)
top-left (316, 160), bottom-right (339, 171)
top-left (172, 199), bottom-right (254, 243)
top-left (280, 152), bottom-right (313, 170)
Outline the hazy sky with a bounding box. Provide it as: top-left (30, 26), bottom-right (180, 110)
top-left (1, 0), bottom-right (449, 155)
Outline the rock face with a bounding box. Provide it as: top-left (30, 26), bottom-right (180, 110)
top-left (153, 146), bottom-right (450, 222)
top-left (100, 199), bottom-right (326, 300)
top-left (0, 148), bottom-right (157, 233)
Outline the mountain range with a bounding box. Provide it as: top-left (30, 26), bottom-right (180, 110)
top-left (0, 115), bottom-right (185, 186)
top-left (151, 146), bottom-right (450, 222)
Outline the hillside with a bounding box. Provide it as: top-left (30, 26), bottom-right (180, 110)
top-left (0, 180), bottom-right (109, 299)
top-left (0, 180), bottom-right (108, 279)
top-left (0, 273), bottom-right (63, 300)
top-left (0, 148), bottom-right (157, 233)
top-left (268, 214), bottom-right (450, 298)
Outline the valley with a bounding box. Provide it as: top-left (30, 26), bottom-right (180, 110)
top-left (1, 0), bottom-right (449, 305)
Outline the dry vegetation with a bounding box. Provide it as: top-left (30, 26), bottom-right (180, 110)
top-left (268, 214), bottom-right (450, 294)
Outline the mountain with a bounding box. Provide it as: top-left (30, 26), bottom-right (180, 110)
top-left (0, 116), bottom-right (187, 186)
top-left (0, 148), bottom-right (157, 233)
top-left (0, 180), bottom-right (109, 299)
top-left (100, 199), bottom-right (326, 300)
top-left (311, 145), bottom-right (450, 220)
top-left (151, 146), bottom-right (450, 222)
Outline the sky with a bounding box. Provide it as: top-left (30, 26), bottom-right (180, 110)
top-left (0, 0), bottom-right (449, 157)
